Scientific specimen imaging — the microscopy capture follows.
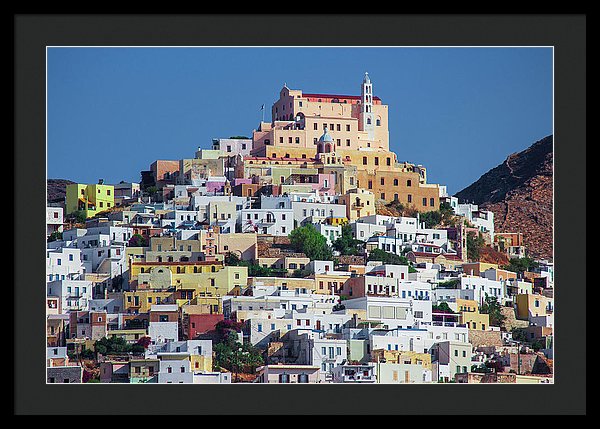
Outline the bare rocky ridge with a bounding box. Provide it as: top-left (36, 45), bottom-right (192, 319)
top-left (455, 135), bottom-right (553, 260)
top-left (47, 178), bottom-right (75, 204)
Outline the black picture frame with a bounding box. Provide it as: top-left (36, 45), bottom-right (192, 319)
top-left (14, 14), bottom-right (586, 415)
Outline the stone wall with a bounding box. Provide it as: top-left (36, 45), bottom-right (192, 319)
top-left (501, 306), bottom-right (529, 331)
top-left (468, 329), bottom-right (503, 348)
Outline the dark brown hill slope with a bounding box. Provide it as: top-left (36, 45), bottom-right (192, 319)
top-left (455, 135), bottom-right (553, 260)
top-left (47, 179), bottom-right (75, 204)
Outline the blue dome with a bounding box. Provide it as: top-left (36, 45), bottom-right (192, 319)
top-left (319, 128), bottom-right (333, 143)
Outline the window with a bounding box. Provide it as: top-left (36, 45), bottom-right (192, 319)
top-left (407, 195), bottom-right (412, 203)
top-left (257, 324), bottom-right (262, 332)
top-left (407, 180), bottom-right (412, 187)
top-left (363, 157), bottom-right (367, 165)
top-left (454, 350), bottom-right (459, 357)
top-left (423, 198), bottom-right (427, 206)
top-left (374, 157), bottom-right (379, 166)
top-left (380, 178), bottom-right (385, 186)
top-left (430, 198), bottom-right (435, 207)
top-left (314, 123), bottom-right (318, 130)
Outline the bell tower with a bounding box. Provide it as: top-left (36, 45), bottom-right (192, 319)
top-left (361, 72), bottom-right (375, 140)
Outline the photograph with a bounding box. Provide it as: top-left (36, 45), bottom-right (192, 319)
top-left (44, 45), bottom-right (556, 386)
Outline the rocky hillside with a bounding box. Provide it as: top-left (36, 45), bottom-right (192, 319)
top-left (455, 135), bottom-right (553, 260)
top-left (47, 179), bottom-right (75, 204)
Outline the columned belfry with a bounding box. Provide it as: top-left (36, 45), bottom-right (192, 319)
top-left (361, 72), bottom-right (375, 140)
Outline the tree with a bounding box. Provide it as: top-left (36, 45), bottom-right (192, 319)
top-left (229, 135), bottom-right (250, 139)
top-left (288, 224), bottom-right (333, 261)
top-left (244, 262), bottom-right (274, 277)
top-left (291, 268), bottom-right (311, 278)
top-left (224, 252), bottom-right (242, 266)
top-left (367, 248), bottom-right (418, 273)
top-left (511, 328), bottom-right (529, 343)
top-left (213, 320), bottom-right (263, 379)
top-left (80, 348), bottom-right (95, 360)
top-left (68, 210), bottom-right (87, 224)
top-left (466, 231), bottom-right (485, 261)
top-left (501, 257), bottom-right (540, 274)
top-left (480, 295), bottom-right (506, 328)
top-left (128, 233), bottom-right (148, 247)
top-left (332, 224), bottom-right (363, 256)
top-left (136, 336), bottom-right (152, 349)
top-left (419, 210), bottom-right (442, 229)
top-left (432, 302), bottom-right (455, 313)
top-left (47, 231), bottom-right (63, 242)
top-left (93, 336), bottom-right (145, 356)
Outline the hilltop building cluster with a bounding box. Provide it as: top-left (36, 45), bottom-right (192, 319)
top-left (46, 74), bottom-right (554, 384)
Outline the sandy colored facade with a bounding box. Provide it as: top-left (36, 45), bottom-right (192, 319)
top-left (461, 262), bottom-right (499, 277)
top-left (256, 255), bottom-right (311, 274)
top-left (371, 349), bottom-right (432, 370)
top-left (123, 290), bottom-right (175, 314)
top-left (247, 276), bottom-right (316, 292)
top-left (246, 75), bottom-right (441, 208)
top-left (314, 273), bottom-right (352, 295)
top-left (455, 298), bottom-right (490, 331)
top-left (338, 188), bottom-right (376, 221)
top-left (515, 293), bottom-right (554, 320)
top-left (216, 232), bottom-right (257, 261)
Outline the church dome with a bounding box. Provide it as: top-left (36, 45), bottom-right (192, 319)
top-left (319, 126), bottom-right (333, 143)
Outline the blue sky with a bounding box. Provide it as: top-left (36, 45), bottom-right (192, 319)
top-left (47, 47), bottom-right (552, 195)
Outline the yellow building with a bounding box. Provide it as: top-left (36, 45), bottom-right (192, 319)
top-left (128, 261), bottom-right (248, 314)
top-left (190, 354), bottom-right (213, 373)
top-left (247, 276), bottom-right (316, 292)
top-left (515, 293), bottom-right (554, 321)
top-left (372, 349), bottom-right (432, 370)
top-left (65, 181), bottom-right (115, 218)
top-left (123, 290), bottom-right (175, 314)
top-left (455, 298), bottom-right (490, 331)
top-left (338, 188), bottom-right (376, 221)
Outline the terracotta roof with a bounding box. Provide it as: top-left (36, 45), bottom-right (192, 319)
top-left (132, 261), bottom-right (222, 266)
top-left (410, 251), bottom-right (463, 261)
top-left (302, 93), bottom-right (381, 101)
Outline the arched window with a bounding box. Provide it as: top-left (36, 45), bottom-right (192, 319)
top-left (367, 118), bottom-right (371, 125)
top-left (376, 117), bottom-right (381, 126)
